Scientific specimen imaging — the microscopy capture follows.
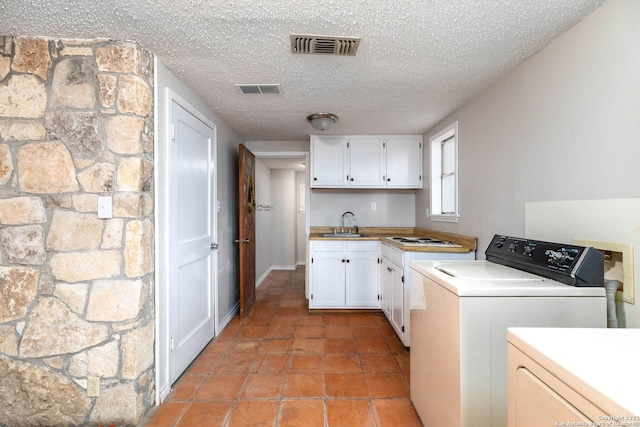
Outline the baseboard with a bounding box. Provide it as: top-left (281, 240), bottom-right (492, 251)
top-left (158, 382), bottom-right (171, 403)
top-left (272, 265), bottom-right (296, 270)
top-left (216, 302), bottom-right (239, 336)
top-left (256, 267), bottom-right (273, 288)
top-left (296, 261), bottom-right (306, 266)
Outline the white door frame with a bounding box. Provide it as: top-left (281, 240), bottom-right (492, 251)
top-left (155, 88), bottom-right (218, 403)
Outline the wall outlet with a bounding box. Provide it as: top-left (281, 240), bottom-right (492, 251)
top-left (371, 202), bottom-right (376, 211)
top-left (87, 376), bottom-right (100, 397)
top-left (97, 196), bottom-right (112, 219)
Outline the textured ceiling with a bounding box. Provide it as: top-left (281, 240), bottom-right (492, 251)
top-left (2, 0), bottom-right (604, 141)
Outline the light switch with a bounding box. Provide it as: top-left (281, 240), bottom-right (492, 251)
top-left (98, 196), bottom-right (113, 219)
top-left (371, 202), bottom-right (376, 211)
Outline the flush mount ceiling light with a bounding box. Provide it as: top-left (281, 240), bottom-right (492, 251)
top-left (307, 113), bottom-right (339, 131)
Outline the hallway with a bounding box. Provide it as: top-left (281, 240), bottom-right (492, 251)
top-left (144, 266), bottom-right (422, 426)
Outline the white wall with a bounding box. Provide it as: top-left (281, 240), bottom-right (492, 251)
top-left (155, 59), bottom-right (243, 400)
top-left (271, 169), bottom-right (297, 268)
top-left (296, 172), bottom-right (306, 265)
top-left (255, 158), bottom-right (272, 284)
top-left (417, 0), bottom-right (640, 251)
top-left (524, 198), bottom-right (640, 328)
top-left (416, 0), bottom-right (640, 325)
top-left (311, 190), bottom-right (416, 228)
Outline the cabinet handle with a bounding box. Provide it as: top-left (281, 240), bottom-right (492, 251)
top-left (342, 259), bottom-right (346, 263)
top-left (387, 177), bottom-right (391, 182)
top-left (313, 177), bottom-right (317, 181)
top-left (350, 177), bottom-right (354, 181)
top-left (346, 259), bottom-right (350, 263)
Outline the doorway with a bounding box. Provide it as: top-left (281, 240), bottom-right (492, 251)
top-left (161, 91), bottom-right (219, 391)
top-left (252, 152), bottom-right (309, 286)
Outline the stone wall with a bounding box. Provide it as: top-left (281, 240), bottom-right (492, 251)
top-left (0, 37), bottom-right (155, 426)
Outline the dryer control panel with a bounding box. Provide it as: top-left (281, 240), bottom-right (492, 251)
top-left (486, 235), bottom-right (604, 287)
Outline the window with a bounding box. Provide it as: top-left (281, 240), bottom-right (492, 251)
top-left (429, 122), bottom-right (458, 222)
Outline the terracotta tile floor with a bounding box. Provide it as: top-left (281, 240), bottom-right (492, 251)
top-left (143, 267), bottom-right (422, 426)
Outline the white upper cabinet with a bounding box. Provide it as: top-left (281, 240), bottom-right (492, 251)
top-left (348, 138), bottom-right (386, 187)
top-left (310, 135), bottom-right (423, 189)
top-left (310, 136), bottom-right (349, 187)
top-left (385, 138), bottom-right (423, 188)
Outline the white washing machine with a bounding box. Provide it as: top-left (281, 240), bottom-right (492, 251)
top-left (409, 235), bottom-right (607, 427)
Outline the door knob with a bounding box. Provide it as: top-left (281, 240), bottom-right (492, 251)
top-left (211, 243), bottom-right (218, 250)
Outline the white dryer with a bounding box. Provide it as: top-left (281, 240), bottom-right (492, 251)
top-left (409, 235), bottom-right (607, 427)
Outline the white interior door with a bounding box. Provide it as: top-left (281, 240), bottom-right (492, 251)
top-left (169, 99), bottom-right (216, 384)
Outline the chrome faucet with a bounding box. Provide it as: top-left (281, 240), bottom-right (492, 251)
top-left (340, 211), bottom-right (358, 234)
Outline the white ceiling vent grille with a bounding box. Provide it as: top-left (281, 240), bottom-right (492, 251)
top-left (290, 35), bottom-right (361, 56)
top-left (235, 84), bottom-right (282, 94)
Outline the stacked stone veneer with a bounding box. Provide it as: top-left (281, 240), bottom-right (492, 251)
top-left (0, 37), bottom-right (155, 426)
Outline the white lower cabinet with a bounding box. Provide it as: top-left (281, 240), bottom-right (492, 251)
top-left (381, 256), bottom-right (404, 337)
top-left (309, 240), bottom-right (380, 309)
top-left (381, 242), bottom-right (476, 347)
top-left (310, 252), bottom-right (345, 308)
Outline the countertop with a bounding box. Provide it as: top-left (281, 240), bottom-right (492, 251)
top-left (507, 327), bottom-right (640, 417)
top-left (308, 226), bottom-right (477, 253)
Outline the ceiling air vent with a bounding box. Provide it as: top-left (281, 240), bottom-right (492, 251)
top-left (235, 84), bottom-right (282, 94)
top-left (290, 35), bottom-right (361, 56)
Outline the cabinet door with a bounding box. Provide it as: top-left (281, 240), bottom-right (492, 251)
top-left (310, 252), bottom-right (345, 308)
top-left (349, 138), bottom-right (385, 187)
top-left (390, 262), bottom-right (404, 338)
top-left (311, 137), bottom-right (349, 187)
top-left (386, 138), bottom-right (423, 188)
top-left (381, 258), bottom-right (393, 318)
top-left (346, 252), bottom-right (380, 308)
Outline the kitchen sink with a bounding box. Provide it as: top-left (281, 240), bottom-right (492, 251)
top-left (321, 232), bottom-right (368, 238)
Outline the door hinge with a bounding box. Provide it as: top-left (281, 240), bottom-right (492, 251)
top-left (383, 141), bottom-right (386, 148)
top-left (170, 125), bottom-right (175, 141)
top-left (347, 142), bottom-right (350, 148)
top-left (419, 142), bottom-right (422, 149)
top-left (378, 258), bottom-right (381, 264)
top-left (419, 175), bottom-right (422, 181)
top-left (170, 336), bottom-right (174, 351)
top-left (401, 276), bottom-right (404, 283)
top-left (310, 294), bottom-right (313, 300)
top-left (401, 326), bottom-right (405, 333)
top-left (378, 294), bottom-right (381, 300)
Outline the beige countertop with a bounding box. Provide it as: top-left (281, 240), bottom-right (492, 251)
top-left (308, 226), bottom-right (477, 253)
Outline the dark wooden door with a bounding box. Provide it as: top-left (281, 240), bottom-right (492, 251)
top-left (238, 144), bottom-right (256, 318)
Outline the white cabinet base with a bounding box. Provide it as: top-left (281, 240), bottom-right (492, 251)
top-left (381, 243), bottom-right (475, 347)
top-left (309, 240), bottom-right (380, 309)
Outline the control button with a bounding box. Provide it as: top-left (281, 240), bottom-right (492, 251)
top-left (523, 246), bottom-right (534, 256)
top-left (546, 250), bottom-right (569, 265)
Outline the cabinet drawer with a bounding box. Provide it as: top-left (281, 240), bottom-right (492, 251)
top-left (382, 243), bottom-right (404, 266)
top-left (311, 241), bottom-right (345, 252)
top-left (346, 241), bottom-right (379, 252)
